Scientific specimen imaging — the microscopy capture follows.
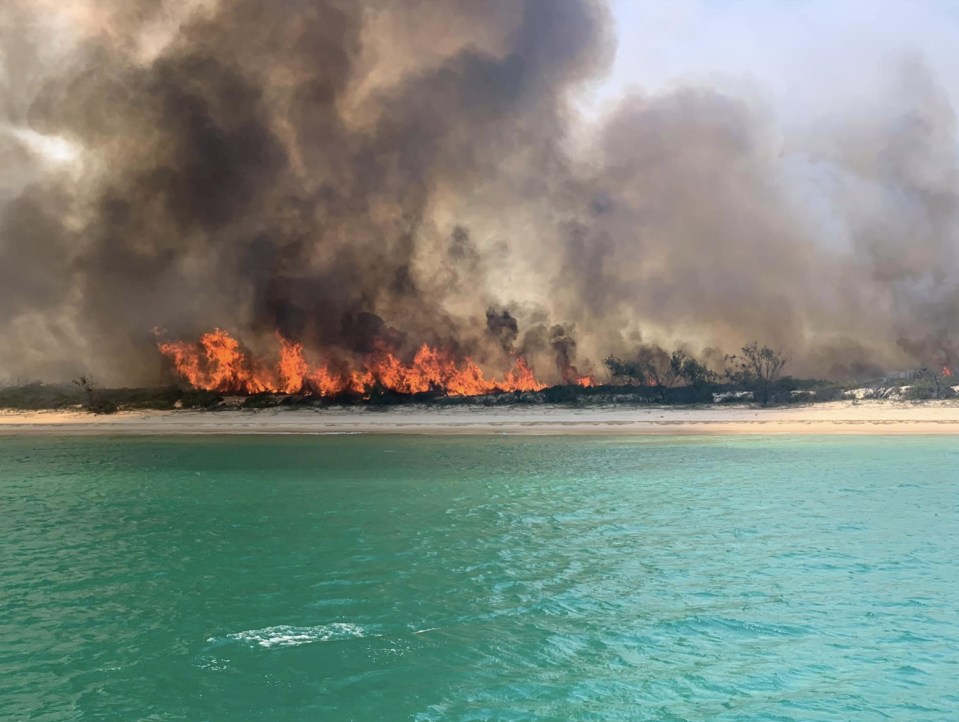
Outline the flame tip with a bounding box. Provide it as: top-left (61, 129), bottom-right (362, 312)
top-left (158, 329), bottom-right (551, 397)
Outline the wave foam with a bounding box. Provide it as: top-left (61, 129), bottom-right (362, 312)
top-left (217, 623), bottom-right (365, 648)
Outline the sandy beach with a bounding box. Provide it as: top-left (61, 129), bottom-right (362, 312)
top-left (3, 401), bottom-right (959, 435)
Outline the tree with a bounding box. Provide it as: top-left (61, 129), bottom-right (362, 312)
top-left (602, 355), bottom-right (641, 385)
top-left (671, 350), bottom-right (718, 388)
top-left (919, 365), bottom-right (951, 399)
top-left (637, 346), bottom-right (678, 404)
top-left (724, 342), bottom-right (788, 405)
top-left (72, 375), bottom-right (118, 415)
top-left (605, 349), bottom-right (717, 404)
top-left (73, 375), bottom-right (97, 407)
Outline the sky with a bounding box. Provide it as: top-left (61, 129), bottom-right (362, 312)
top-left (604, 0), bottom-right (959, 126)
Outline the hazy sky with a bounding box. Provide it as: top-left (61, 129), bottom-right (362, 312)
top-left (605, 0), bottom-right (959, 124)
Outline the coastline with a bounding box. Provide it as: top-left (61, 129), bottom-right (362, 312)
top-left (3, 401), bottom-right (959, 435)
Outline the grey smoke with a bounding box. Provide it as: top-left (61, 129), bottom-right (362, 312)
top-left (0, 0), bottom-right (956, 384)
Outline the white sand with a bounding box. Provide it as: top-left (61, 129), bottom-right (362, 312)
top-left (3, 401), bottom-right (959, 435)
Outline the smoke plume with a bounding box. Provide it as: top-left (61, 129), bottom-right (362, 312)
top-left (1, 0), bottom-right (958, 384)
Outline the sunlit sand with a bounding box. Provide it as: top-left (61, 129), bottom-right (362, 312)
top-left (4, 401), bottom-right (959, 435)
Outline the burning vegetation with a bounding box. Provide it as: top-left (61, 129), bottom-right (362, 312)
top-left (7, 337), bottom-right (959, 414)
top-left (156, 328), bottom-right (549, 398)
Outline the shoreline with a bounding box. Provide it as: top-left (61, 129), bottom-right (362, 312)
top-left (3, 401), bottom-right (959, 435)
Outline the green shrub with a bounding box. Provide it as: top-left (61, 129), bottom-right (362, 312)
top-left (243, 393), bottom-right (282, 409)
top-left (89, 399), bottom-right (119, 415)
top-left (904, 384), bottom-right (935, 401)
top-left (179, 390), bottom-right (223, 409)
top-left (541, 385), bottom-right (583, 404)
top-left (0, 382), bottom-right (82, 410)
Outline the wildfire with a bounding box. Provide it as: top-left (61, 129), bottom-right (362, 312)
top-left (157, 329), bottom-right (278, 394)
top-left (943, 366), bottom-right (953, 377)
top-left (156, 329), bottom-right (549, 397)
top-left (563, 364), bottom-right (598, 388)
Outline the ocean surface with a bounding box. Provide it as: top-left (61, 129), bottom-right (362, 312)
top-left (1, 434), bottom-right (957, 721)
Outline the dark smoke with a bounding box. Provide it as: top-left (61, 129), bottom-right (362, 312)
top-left (486, 307), bottom-right (519, 351)
top-left (0, 0), bottom-right (956, 384)
top-left (547, 324), bottom-right (595, 384)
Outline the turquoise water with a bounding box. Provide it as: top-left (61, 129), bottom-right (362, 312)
top-left (1, 435), bottom-right (957, 721)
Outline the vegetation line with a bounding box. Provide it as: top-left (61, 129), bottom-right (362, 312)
top-left (2, 342), bottom-right (953, 414)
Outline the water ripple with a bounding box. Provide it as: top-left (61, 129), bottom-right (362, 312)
top-left (2, 434), bottom-right (958, 721)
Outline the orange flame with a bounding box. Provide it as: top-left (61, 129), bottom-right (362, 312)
top-left (943, 366), bottom-right (953, 377)
top-left (157, 328), bottom-right (279, 394)
top-left (278, 337), bottom-right (309, 394)
top-left (563, 364), bottom-right (598, 388)
top-left (156, 329), bottom-right (550, 397)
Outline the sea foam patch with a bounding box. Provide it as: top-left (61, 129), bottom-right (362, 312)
top-left (212, 623), bottom-right (365, 649)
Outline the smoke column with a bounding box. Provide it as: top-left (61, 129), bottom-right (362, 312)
top-left (1, 0), bottom-right (958, 384)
